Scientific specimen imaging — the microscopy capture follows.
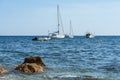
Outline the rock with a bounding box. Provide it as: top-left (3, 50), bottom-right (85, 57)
top-left (15, 56), bottom-right (45, 74)
top-left (0, 68), bottom-right (7, 74)
top-left (15, 63), bottom-right (44, 73)
top-left (24, 56), bottom-right (45, 67)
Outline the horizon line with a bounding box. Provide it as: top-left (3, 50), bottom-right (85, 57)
top-left (0, 35), bottom-right (120, 36)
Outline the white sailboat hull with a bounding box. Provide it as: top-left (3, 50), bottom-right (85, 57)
top-left (50, 34), bottom-right (65, 39)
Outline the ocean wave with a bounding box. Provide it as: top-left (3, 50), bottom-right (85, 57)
top-left (53, 74), bottom-right (104, 80)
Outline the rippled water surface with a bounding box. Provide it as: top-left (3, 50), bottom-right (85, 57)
top-left (0, 36), bottom-right (120, 80)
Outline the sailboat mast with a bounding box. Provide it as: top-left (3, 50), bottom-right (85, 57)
top-left (70, 20), bottom-right (73, 35)
top-left (70, 20), bottom-right (72, 35)
top-left (70, 20), bottom-right (71, 35)
top-left (57, 5), bottom-right (60, 34)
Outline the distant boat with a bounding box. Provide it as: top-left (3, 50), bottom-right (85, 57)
top-left (32, 37), bottom-right (51, 41)
top-left (85, 32), bottom-right (95, 38)
top-left (65, 20), bottom-right (74, 38)
top-left (49, 5), bottom-right (65, 39)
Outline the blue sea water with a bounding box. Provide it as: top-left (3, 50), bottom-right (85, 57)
top-left (0, 36), bottom-right (120, 80)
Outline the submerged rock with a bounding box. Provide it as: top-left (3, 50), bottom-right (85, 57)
top-left (0, 68), bottom-right (7, 74)
top-left (15, 56), bottom-right (45, 74)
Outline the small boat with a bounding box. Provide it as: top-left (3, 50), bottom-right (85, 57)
top-left (85, 32), bottom-right (95, 38)
top-left (32, 37), bottom-right (51, 41)
top-left (50, 5), bottom-right (65, 39)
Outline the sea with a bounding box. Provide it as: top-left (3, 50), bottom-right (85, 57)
top-left (0, 36), bottom-right (120, 80)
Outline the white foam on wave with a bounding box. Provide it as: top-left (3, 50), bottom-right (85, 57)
top-left (0, 77), bottom-right (6, 79)
top-left (55, 74), bottom-right (81, 78)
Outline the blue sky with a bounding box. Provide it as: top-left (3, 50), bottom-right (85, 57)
top-left (0, 0), bottom-right (120, 35)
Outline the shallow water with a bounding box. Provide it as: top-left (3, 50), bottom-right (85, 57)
top-left (0, 36), bottom-right (120, 80)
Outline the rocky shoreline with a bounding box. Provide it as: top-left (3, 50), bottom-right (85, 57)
top-left (0, 56), bottom-right (104, 80)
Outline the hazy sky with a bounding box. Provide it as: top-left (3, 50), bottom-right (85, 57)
top-left (0, 0), bottom-right (120, 35)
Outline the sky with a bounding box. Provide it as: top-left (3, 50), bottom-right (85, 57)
top-left (0, 0), bottom-right (120, 35)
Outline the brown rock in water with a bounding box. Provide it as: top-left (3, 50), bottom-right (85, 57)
top-left (15, 56), bottom-right (45, 74)
top-left (0, 68), bottom-right (7, 74)
top-left (24, 56), bottom-right (45, 67)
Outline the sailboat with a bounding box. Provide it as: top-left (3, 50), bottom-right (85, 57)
top-left (65, 20), bottom-right (74, 38)
top-left (49, 5), bottom-right (65, 39)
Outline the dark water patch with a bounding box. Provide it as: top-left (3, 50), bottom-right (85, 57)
top-left (80, 49), bottom-right (96, 53)
top-left (66, 50), bottom-right (80, 53)
top-left (99, 62), bottom-right (120, 73)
